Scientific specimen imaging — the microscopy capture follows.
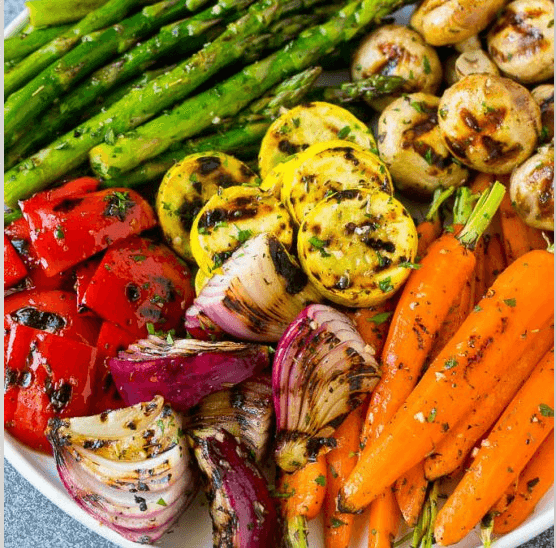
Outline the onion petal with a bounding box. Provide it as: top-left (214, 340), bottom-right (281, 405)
top-left (273, 304), bottom-right (381, 472)
top-left (190, 233), bottom-right (322, 342)
top-left (46, 397), bottom-right (198, 544)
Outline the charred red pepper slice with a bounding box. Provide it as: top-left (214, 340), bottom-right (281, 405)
top-left (4, 290), bottom-right (100, 347)
top-left (4, 324), bottom-right (96, 453)
top-left (20, 185), bottom-right (156, 277)
top-left (90, 321), bottom-right (136, 415)
top-left (74, 257), bottom-right (102, 314)
top-left (82, 237), bottom-right (195, 337)
top-left (4, 218), bottom-right (73, 292)
top-left (4, 235), bottom-right (28, 289)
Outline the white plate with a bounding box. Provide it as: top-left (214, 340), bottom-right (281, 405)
top-left (4, 6), bottom-right (554, 548)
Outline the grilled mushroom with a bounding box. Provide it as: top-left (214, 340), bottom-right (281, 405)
top-left (510, 143), bottom-right (554, 231)
top-left (377, 93), bottom-right (470, 197)
top-left (445, 50), bottom-right (500, 87)
top-left (454, 34), bottom-right (483, 53)
top-left (531, 84), bottom-right (554, 144)
top-left (411, 0), bottom-right (506, 46)
top-left (351, 24), bottom-right (442, 111)
top-left (487, 0), bottom-right (554, 85)
top-left (438, 74), bottom-right (542, 174)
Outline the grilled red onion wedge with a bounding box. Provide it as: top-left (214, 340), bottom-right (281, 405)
top-left (184, 375), bottom-right (273, 463)
top-left (46, 397), bottom-right (198, 544)
top-left (109, 336), bottom-right (269, 412)
top-left (190, 233), bottom-right (322, 342)
top-left (273, 304), bottom-right (380, 472)
top-left (189, 427), bottom-right (278, 548)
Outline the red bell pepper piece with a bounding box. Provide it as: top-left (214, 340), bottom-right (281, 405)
top-left (4, 324), bottom-right (96, 453)
top-left (74, 257), bottom-right (102, 314)
top-left (4, 218), bottom-right (73, 292)
top-left (90, 321), bottom-right (137, 415)
top-left (20, 185), bottom-right (156, 277)
top-left (82, 237), bottom-right (195, 337)
top-left (4, 290), bottom-right (101, 347)
top-left (4, 235), bottom-right (28, 289)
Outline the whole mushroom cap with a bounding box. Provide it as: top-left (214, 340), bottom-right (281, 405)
top-left (438, 74), bottom-right (541, 174)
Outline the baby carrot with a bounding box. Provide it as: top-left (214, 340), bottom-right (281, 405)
top-left (499, 185), bottom-right (546, 263)
top-left (434, 349), bottom-right (554, 545)
top-left (348, 300), bottom-right (395, 358)
top-left (424, 319), bottom-right (553, 481)
top-left (483, 233), bottom-right (507, 288)
top-left (394, 462), bottom-right (428, 528)
top-left (493, 429), bottom-right (554, 534)
top-left (339, 247), bottom-right (554, 513)
top-left (324, 407), bottom-right (364, 548)
top-left (278, 453), bottom-right (327, 548)
top-left (368, 489), bottom-right (400, 548)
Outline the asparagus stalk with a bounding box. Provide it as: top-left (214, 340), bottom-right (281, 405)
top-left (5, 0), bottom-right (210, 144)
top-left (26, 0), bottom-right (110, 27)
top-left (3, 15), bottom-right (229, 166)
top-left (102, 66), bottom-right (323, 188)
top-left (4, 0), bottom-right (328, 209)
top-left (4, 24), bottom-right (73, 62)
top-left (308, 74), bottom-right (405, 103)
top-left (90, 0), bottom-right (412, 176)
top-left (4, 66), bottom-right (175, 171)
top-left (4, 0), bottom-right (161, 96)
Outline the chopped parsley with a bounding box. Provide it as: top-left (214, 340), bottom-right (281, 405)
top-left (539, 404), bottom-right (553, 417)
top-left (378, 277), bottom-right (394, 293)
top-left (367, 311), bottom-right (393, 325)
top-left (444, 358), bottom-right (458, 369)
top-left (314, 474), bottom-right (326, 486)
top-left (337, 125), bottom-right (351, 140)
top-left (503, 298), bottom-right (516, 307)
top-left (423, 56), bottom-right (431, 74)
top-left (54, 225), bottom-right (65, 239)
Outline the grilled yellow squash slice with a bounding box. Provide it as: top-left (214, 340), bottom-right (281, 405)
top-left (191, 186), bottom-right (295, 274)
top-left (156, 152), bottom-right (257, 261)
top-left (283, 145), bottom-right (394, 224)
top-left (297, 188), bottom-right (418, 307)
top-left (258, 102), bottom-right (377, 178)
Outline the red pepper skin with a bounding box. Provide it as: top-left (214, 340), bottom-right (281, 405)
top-left (90, 321), bottom-right (136, 415)
top-left (4, 290), bottom-right (101, 347)
top-left (4, 218), bottom-right (73, 292)
top-left (4, 235), bottom-right (28, 289)
top-left (4, 324), bottom-right (96, 453)
top-left (20, 186), bottom-right (156, 277)
top-left (83, 237), bottom-right (195, 337)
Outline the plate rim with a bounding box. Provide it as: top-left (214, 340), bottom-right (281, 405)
top-left (3, 7), bottom-right (554, 548)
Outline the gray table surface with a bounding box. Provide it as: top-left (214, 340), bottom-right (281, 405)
top-left (3, 1), bottom-right (554, 546)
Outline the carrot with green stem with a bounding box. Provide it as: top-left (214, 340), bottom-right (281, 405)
top-left (277, 453), bottom-right (327, 548)
top-left (434, 349), bottom-right (554, 545)
top-left (339, 201), bottom-right (554, 512)
top-left (429, 186), bottom-right (477, 361)
top-left (362, 185), bottom-right (488, 541)
top-left (493, 429), bottom-right (554, 534)
top-left (362, 185), bottom-right (491, 450)
top-left (424, 318), bottom-right (553, 481)
top-left (416, 187), bottom-right (455, 259)
top-left (324, 406), bottom-right (364, 548)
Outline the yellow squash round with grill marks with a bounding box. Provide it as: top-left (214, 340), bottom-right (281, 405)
top-left (283, 145), bottom-right (394, 224)
top-left (297, 188), bottom-right (418, 307)
top-left (191, 186), bottom-right (295, 275)
top-left (258, 102), bottom-right (377, 179)
top-left (156, 152), bottom-right (257, 261)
